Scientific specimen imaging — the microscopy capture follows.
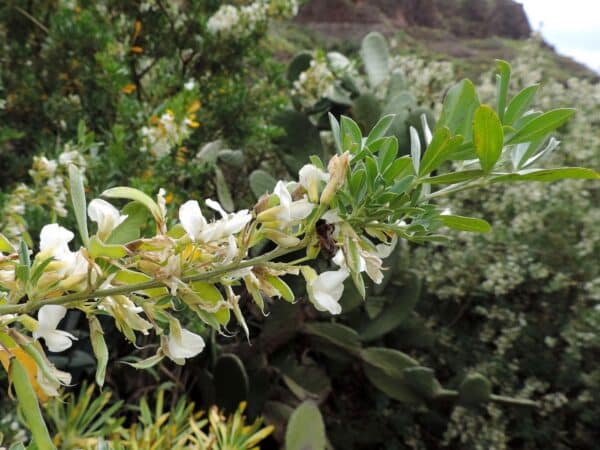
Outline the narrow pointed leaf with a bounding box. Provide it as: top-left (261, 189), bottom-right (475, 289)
top-left (440, 215), bottom-right (492, 233)
top-left (473, 105), bottom-right (504, 173)
top-left (68, 164), bottom-right (89, 246)
top-left (504, 84), bottom-right (539, 125)
top-left (507, 108), bottom-right (575, 144)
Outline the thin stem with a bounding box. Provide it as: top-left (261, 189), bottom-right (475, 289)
top-left (13, 6), bottom-right (49, 34)
top-left (423, 179), bottom-right (488, 200)
top-left (434, 389), bottom-right (538, 407)
top-left (0, 244), bottom-right (303, 316)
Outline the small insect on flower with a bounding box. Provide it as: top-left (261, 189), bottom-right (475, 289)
top-left (316, 220), bottom-right (337, 259)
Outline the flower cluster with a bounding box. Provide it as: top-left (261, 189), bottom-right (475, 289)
top-left (292, 52), bottom-right (363, 109)
top-left (207, 0), bottom-right (299, 40)
top-left (1, 147), bottom-right (87, 241)
top-left (140, 104), bottom-right (200, 159)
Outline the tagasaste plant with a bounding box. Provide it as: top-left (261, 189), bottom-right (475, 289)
top-left (0, 61), bottom-right (598, 448)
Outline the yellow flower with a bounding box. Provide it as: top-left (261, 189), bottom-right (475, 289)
top-left (122, 83), bottom-right (137, 94)
top-left (187, 100), bottom-right (202, 114)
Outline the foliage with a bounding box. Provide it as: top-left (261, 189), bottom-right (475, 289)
top-left (0, 3), bottom-right (598, 450)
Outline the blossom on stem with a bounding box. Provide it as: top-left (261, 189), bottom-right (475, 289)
top-left (38, 224), bottom-right (89, 287)
top-left (165, 328), bottom-right (205, 364)
top-left (256, 181), bottom-right (314, 226)
top-left (179, 199), bottom-right (251, 243)
top-left (299, 164), bottom-right (329, 203)
top-left (320, 152), bottom-right (350, 205)
top-left (33, 305), bottom-right (77, 352)
top-left (88, 199), bottom-right (127, 240)
top-left (304, 267), bottom-right (349, 315)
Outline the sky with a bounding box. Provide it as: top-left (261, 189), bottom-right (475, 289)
top-left (519, 0), bottom-right (600, 73)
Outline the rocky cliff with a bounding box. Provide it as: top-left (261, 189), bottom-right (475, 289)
top-left (295, 0), bottom-right (531, 39)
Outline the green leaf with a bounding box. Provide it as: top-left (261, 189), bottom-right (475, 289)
top-left (340, 115), bottom-right (363, 153)
top-left (214, 166), bottom-right (233, 212)
top-left (491, 167), bottom-right (599, 183)
top-left (266, 275), bottom-right (295, 303)
top-left (277, 357), bottom-right (331, 401)
top-left (106, 202), bottom-right (149, 245)
top-left (495, 60), bottom-right (511, 121)
top-left (360, 347), bottom-right (421, 403)
top-left (419, 127), bottom-right (463, 176)
top-left (427, 170), bottom-right (485, 185)
top-left (459, 373), bottom-right (492, 406)
top-left (303, 322), bottom-right (362, 355)
top-left (89, 316), bottom-right (108, 388)
top-left (439, 215), bottom-right (492, 233)
top-left (360, 274), bottom-right (421, 341)
top-left (504, 84), bottom-right (539, 125)
top-left (88, 236), bottom-right (129, 258)
top-left (328, 113), bottom-right (342, 154)
top-left (101, 187), bottom-right (162, 224)
top-left (285, 401), bottom-right (326, 450)
top-left (249, 169), bottom-right (277, 198)
top-left (360, 31), bottom-right (390, 88)
top-left (366, 114), bottom-right (395, 145)
top-left (16, 240), bottom-right (30, 283)
top-left (436, 79), bottom-right (480, 137)
top-left (11, 359), bottom-right (56, 450)
top-left (389, 175), bottom-right (414, 195)
top-left (68, 164), bottom-right (89, 246)
top-left (507, 108), bottom-right (575, 144)
top-left (274, 110), bottom-right (323, 172)
top-left (287, 51), bottom-right (312, 82)
top-left (403, 367), bottom-right (442, 400)
top-left (0, 233), bottom-right (13, 253)
top-left (473, 105), bottom-right (504, 173)
top-left (353, 93), bottom-right (383, 132)
top-left (125, 354), bottom-right (164, 370)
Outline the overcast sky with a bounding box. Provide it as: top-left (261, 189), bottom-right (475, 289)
top-left (519, 0), bottom-right (600, 73)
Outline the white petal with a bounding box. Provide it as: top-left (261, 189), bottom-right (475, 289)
top-left (274, 181), bottom-right (292, 210)
top-left (179, 200), bottom-right (206, 241)
top-left (222, 210), bottom-right (252, 235)
top-left (88, 199), bottom-right (127, 236)
top-left (167, 329), bottom-right (205, 359)
top-left (205, 198), bottom-right (228, 218)
top-left (376, 235), bottom-right (398, 258)
top-left (288, 199), bottom-right (315, 221)
top-left (299, 164), bottom-right (329, 199)
top-left (310, 268), bottom-right (349, 315)
top-left (40, 224), bottom-right (73, 255)
top-left (37, 305), bottom-right (67, 331)
top-left (44, 330), bottom-right (77, 352)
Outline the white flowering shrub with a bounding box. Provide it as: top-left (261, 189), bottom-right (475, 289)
top-left (409, 38), bottom-right (600, 449)
top-left (207, 0), bottom-right (299, 39)
top-left (0, 52), bottom-right (597, 448)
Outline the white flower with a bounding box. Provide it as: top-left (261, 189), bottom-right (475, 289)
top-left (179, 199), bottom-right (251, 243)
top-left (184, 79), bottom-right (196, 91)
top-left (166, 328), bottom-right (205, 362)
top-left (308, 268), bottom-right (349, 315)
top-left (299, 164), bottom-right (329, 202)
top-left (179, 200), bottom-right (206, 241)
top-left (38, 224), bottom-right (89, 284)
top-left (40, 223), bottom-right (74, 259)
top-left (271, 181), bottom-right (314, 226)
top-left (88, 199), bottom-right (127, 239)
top-left (33, 305), bottom-right (77, 352)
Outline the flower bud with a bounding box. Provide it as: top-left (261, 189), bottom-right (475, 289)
top-left (320, 152), bottom-right (350, 205)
